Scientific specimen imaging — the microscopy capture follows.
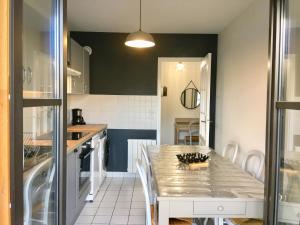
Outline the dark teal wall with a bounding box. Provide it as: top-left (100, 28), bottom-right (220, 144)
top-left (106, 129), bottom-right (156, 172)
top-left (70, 32), bottom-right (218, 96)
top-left (71, 32), bottom-right (218, 150)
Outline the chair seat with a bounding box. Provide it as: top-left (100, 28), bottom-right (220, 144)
top-left (169, 218), bottom-right (193, 225)
top-left (184, 135), bottom-right (199, 142)
top-left (228, 218), bottom-right (263, 225)
top-left (150, 205), bottom-right (192, 225)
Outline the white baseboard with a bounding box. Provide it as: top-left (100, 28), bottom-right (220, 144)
top-left (106, 172), bottom-right (138, 178)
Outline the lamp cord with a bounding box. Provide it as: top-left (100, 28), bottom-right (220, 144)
top-left (139, 0), bottom-right (142, 31)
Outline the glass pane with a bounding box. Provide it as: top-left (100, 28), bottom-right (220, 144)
top-left (279, 0), bottom-right (300, 101)
top-left (23, 0), bottom-right (57, 98)
top-left (23, 107), bottom-right (57, 225)
top-left (278, 109), bottom-right (300, 225)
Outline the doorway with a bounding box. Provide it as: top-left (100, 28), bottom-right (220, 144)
top-left (157, 56), bottom-right (213, 146)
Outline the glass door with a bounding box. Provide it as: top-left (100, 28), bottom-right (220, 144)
top-left (10, 0), bottom-right (66, 224)
top-left (265, 0), bottom-right (300, 224)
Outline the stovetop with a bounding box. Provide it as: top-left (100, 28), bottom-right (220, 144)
top-left (66, 132), bottom-right (89, 140)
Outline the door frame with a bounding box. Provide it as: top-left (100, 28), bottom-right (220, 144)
top-left (264, 0), bottom-right (300, 224)
top-left (0, 0), bottom-right (11, 224)
top-left (157, 57), bottom-right (207, 145)
top-left (9, 0), bottom-right (67, 224)
top-left (199, 53), bottom-right (212, 147)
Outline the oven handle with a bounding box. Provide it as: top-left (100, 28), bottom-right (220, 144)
top-left (79, 148), bottom-right (94, 159)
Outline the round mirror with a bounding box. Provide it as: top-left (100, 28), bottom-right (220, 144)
top-left (180, 88), bottom-right (200, 109)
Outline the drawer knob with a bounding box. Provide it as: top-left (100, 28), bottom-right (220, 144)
top-left (217, 205), bottom-right (224, 211)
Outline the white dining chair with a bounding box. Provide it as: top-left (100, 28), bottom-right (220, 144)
top-left (136, 159), bottom-right (192, 225)
top-left (222, 142), bottom-right (239, 164)
top-left (242, 150), bottom-right (265, 180)
top-left (136, 159), bottom-right (153, 225)
top-left (141, 144), bottom-right (154, 203)
top-left (24, 158), bottom-right (55, 225)
top-left (224, 150), bottom-right (265, 225)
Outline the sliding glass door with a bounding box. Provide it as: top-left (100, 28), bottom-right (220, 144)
top-left (11, 0), bottom-right (66, 224)
top-left (265, 0), bottom-right (300, 224)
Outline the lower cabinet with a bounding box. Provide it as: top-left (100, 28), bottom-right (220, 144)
top-left (66, 147), bottom-right (90, 225)
top-left (66, 148), bottom-right (78, 225)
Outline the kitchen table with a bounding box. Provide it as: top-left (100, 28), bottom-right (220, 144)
top-left (148, 145), bottom-right (264, 225)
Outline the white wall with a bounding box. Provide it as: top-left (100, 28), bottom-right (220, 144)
top-left (161, 61), bottom-right (201, 144)
top-left (215, 0), bottom-right (269, 164)
top-left (68, 95), bottom-right (157, 130)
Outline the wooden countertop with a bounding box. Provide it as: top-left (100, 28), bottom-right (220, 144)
top-left (23, 124), bottom-right (107, 154)
top-left (66, 124), bottom-right (107, 153)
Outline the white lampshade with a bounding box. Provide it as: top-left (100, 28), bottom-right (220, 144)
top-left (125, 30), bottom-right (155, 48)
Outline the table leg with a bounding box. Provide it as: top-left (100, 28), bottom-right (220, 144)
top-left (159, 201), bottom-right (169, 225)
top-left (214, 218), bottom-right (223, 225)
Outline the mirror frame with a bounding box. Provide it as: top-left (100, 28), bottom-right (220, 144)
top-left (180, 87), bottom-right (200, 110)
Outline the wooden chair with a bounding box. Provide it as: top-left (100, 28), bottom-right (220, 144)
top-left (225, 218), bottom-right (263, 225)
top-left (222, 142), bottom-right (239, 164)
top-left (184, 120), bottom-right (200, 145)
top-left (136, 159), bottom-right (192, 225)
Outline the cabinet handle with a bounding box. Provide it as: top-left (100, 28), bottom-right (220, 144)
top-left (217, 205), bottom-right (224, 211)
top-left (74, 149), bottom-right (78, 153)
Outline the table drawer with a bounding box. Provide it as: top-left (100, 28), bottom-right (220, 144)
top-left (169, 201), bottom-right (193, 217)
top-left (194, 201), bottom-right (246, 215)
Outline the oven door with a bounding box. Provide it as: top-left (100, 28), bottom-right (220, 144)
top-left (79, 146), bottom-right (92, 194)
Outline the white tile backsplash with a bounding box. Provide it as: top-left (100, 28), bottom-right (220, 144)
top-left (68, 94), bottom-right (158, 130)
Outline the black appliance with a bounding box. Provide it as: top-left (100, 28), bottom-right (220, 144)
top-left (72, 108), bottom-right (86, 125)
top-left (78, 139), bottom-right (93, 194)
top-left (66, 132), bottom-right (89, 140)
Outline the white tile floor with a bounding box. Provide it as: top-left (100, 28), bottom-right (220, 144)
top-left (75, 177), bottom-right (146, 225)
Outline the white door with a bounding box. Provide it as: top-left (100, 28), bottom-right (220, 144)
top-left (199, 53), bottom-right (212, 147)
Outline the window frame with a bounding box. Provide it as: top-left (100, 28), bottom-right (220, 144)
top-left (9, 0), bottom-right (67, 224)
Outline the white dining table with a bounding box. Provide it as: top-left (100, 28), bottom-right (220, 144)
top-left (148, 145), bottom-right (264, 225)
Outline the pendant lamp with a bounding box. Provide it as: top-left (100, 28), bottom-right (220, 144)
top-left (125, 0), bottom-right (155, 48)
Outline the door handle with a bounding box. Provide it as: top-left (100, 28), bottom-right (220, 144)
top-left (27, 67), bottom-right (33, 84)
top-left (23, 67), bottom-right (27, 83)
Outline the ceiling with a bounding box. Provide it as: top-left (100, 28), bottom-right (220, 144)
top-left (68, 0), bottom-right (256, 34)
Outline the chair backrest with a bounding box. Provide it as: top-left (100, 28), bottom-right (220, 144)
top-left (188, 120), bottom-right (199, 145)
top-left (141, 144), bottom-right (154, 203)
top-left (141, 144), bottom-right (151, 170)
top-left (242, 150), bottom-right (265, 179)
top-left (42, 165), bottom-right (56, 224)
top-left (136, 159), bottom-right (152, 225)
top-left (222, 142), bottom-right (239, 163)
top-left (24, 157), bottom-right (54, 225)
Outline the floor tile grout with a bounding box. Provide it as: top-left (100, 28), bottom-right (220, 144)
top-left (75, 177), bottom-right (145, 225)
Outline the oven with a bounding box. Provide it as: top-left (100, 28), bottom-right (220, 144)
top-left (78, 139), bottom-right (93, 194)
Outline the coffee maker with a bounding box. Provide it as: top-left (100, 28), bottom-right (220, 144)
top-left (72, 108), bottom-right (86, 125)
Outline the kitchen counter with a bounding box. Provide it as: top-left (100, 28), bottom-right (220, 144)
top-left (67, 124), bottom-right (107, 153)
top-left (23, 124), bottom-right (107, 155)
